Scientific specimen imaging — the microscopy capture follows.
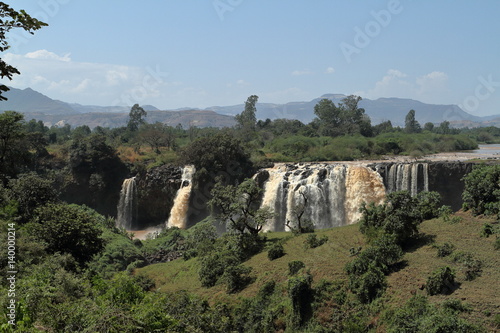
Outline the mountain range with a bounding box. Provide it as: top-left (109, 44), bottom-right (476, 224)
top-left (1, 87), bottom-right (499, 129)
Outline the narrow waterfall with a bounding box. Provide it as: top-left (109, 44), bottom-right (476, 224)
top-left (116, 177), bottom-right (137, 230)
top-left (258, 164), bottom-right (386, 231)
top-left (166, 165), bottom-right (195, 229)
top-left (385, 163), bottom-right (429, 195)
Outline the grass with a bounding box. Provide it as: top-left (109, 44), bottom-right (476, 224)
top-left (136, 211), bottom-right (500, 330)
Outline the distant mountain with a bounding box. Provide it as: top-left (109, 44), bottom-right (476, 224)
top-left (1, 87), bottom-right (496, 128)
top-left (0, 87), bottom-right (79, 115)
top-left (208, 94), bottom-right (484, 126)
top-left (23, 110), bottom-right (236, 129)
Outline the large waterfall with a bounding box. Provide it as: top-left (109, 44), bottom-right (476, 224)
top-left (116, 177), bottom-right (138, 230)
top-left (166, 165), bottom-right (196, 229)
top-left (258, 164), bottom-right (386, 231)
top-left (384, 163), bottom-right (429, 196)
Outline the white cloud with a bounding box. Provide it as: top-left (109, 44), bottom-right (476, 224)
top-left (4, 50), bottom-right (172, 106)
top-left (358, 69), bottom-right (450, 104)
top-left (25, 49), bottom-right (71, 62)
top-left (325, 67), bottom-right (335, 74)
top-left (291, 69), bottom-right (313, 76)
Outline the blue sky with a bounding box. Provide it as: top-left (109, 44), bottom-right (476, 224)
top-left (3, 0), bottom-right (500, 117)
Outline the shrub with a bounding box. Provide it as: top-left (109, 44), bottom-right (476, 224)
top-left (350, 263), bottom-right (387, 304)
top-left (481, 223), bottom-right (494, 237)
top-left (451, 251), bottom-right (483, 281)
top-left (495, 237), bottom-right (500, 250)
top-left (222, 264), bottom-right (253, 293)
top-left (287, 273), bottom-right (312, 328)
top-left (288, 260), bottom-right (305, 275)
top-left (438, 205), bottom-right (453, 223)
top-left (304, 234), bottom-right (328, 249)
top-left (426, 266), bottom-right (456, 295)
top-left (267, 242), bottom-right (285, 261)
top-left (434, 242), bottom-right (455, 257)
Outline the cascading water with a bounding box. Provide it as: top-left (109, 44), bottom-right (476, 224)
top-left (166, 165), bottom-right (195, 229)
top-left (116, 177), bottom-right (137, 230)
top-left (258, 163), bottom-right (386, 231)
top-left (385, 162), bottom-right (429, 195)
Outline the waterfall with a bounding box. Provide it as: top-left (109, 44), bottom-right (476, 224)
top-left (116, 177), bottom-right (137, 230)
top-left (385, 162), bottom-right (429, 196)
top-left (258, 163), bottom-right (386, 231)
top-left (166, 165), bottom-right (195, 229)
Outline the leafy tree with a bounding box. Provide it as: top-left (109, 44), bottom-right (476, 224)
top-left (180, 131), bottom-right (253, 190)
top-left (8, 173), bottom-right (59, 223)
top-left (235, 95), bottom-right (258, 139)
top-left (137, 122), bottom-right (176, 154)
top-left (425, 266), bottom-right (456, 295)
top-left (404, 109), bottom-right (421, 133)
top-left (209, 178), bottom-right (272, 235)
top-left (462, 164), bottom-right (500, 216)
top-left (313, 98), bottom-right (342, 137)
top-left (313, 95), bottom-right (370, 137)
top-left (0, 111), bottom-right (31, 179)
top-left (127, 104), bottom-right (147, 131)
top-left (0, 3), bottom-right (47, 100)
top-left (424, 122), bottom-right (435, 132)
top-left (28, 203), bottom-right (105, 265)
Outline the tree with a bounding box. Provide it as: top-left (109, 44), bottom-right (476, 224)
top-left (127, 104), bottom-right (147, 131)
top-left (180, 131), bottom-right (253, 189)
top-left (138, 122), bottom-right (176, 154)
top-left (9, 173), bottom-right (59, 223)
top-left (313, 95), bottom-right (370, 137)
top-left (235, 95), bottom-right (258, 140)
top-left (29, 203), bottom-right (105, 264)
top-left (0, 3), bottom-right (47, 100)
top-left (0, 111), bottom-right (33, 179)
top-left (462, 164), bottom-right (500, 216)
top-left (313, 99), bottom-right (341, 136)
top-left (208, 178), bottom-right (272, 235)
top-left (404, 109), bottom-right (421, 133)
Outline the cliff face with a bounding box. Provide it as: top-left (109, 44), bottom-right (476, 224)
top-left (373, 161), bottom-right (473, 211)
top-left (123, 161), bottom-right (475, 230)
top-left (427, 162), bottom-right (473, 210)
top-left (135, 165), bottom-right (182, 228)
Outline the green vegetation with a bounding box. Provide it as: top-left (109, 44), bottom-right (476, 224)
top-left (1, 81), bottom-right (499, 332)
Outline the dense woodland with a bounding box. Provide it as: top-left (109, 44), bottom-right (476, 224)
top-left (0, 93), bottom-right (500, 331)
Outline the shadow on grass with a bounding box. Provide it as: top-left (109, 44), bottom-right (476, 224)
top-left (404, 233), bottom-right (436, 253)
top-left (390, 259), bottom-right (409, 273)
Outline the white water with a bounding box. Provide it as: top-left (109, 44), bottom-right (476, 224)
top-left (116, 177), bottom-right (137, 230)
top-left (386, 162), bottom-right (429, 195)
top-left (166, 165), bottom-right (195, 229)
top-left (258, 164), bottom-right (386, 231)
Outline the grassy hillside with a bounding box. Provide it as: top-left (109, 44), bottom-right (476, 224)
top-left (136, 212), bottom-right (500, 331)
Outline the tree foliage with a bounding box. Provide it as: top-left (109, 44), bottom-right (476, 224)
top-left (127, 104), bottom-right (147, 132)
top-left (404, 109), bottom-right (421, 133)
top-left (28, 203), bottom-right (105, 265)
top-left (462, 164), bottom-right (500, 216)
top-left (313, 95), bottom-right (371, 137)
top-left (209, 178), bottom-right (272, 235)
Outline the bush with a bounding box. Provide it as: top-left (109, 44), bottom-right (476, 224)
top-left (267, 242), bottom-right (285, 261)
top-left (426, 266), bottom-right (456, 295)
top-left (438, 205), bottom-right (453, 223)
top-left (495, 237), bottom-right (500, 250)
top-left (452, 252), bottom-right (483, 281)
top-left (288, 260), bottom-right (305, 275)
top-left (287, 273), bottom-right (312, 328)
top-left (222, 264), bottom-right (253, 293)
top-left (434, 242), bottom-right (455, 257)
top-left (304, 234), bottom-right (328, 249)
top-left (350, 263), bottom-right (387, 304)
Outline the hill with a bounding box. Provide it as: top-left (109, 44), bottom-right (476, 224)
top-left (209, 94), bottom-right (484, 126)
top-left (136, 212), bottom-right (500, 331)
top-left (1, 86), bottom-right (498, 128)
